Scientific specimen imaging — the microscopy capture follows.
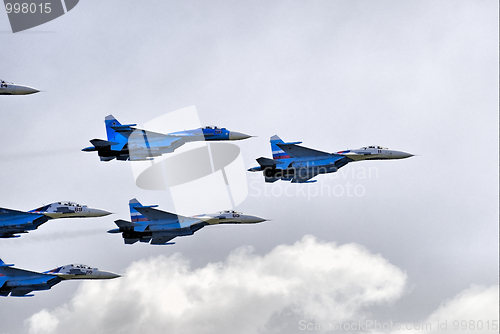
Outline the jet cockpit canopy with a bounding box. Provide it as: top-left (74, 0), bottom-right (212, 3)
top-left (58, 202), bottom-right (81, 207)
top-left (362, 145), bottom-right (388, 150)
top-left (203, 125), bottom-right (226, 130)
top-left (219, 210), bottom-right (242, 214)
top-left (73, 264), bottom-right (94, 269)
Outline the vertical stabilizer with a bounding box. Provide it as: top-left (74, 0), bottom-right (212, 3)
top-left (270, 135), bottom-right (290, 159)
top-left (105, 115), bottom-right (128, 151)
top-left (129, 198), bottom-right (148, 223)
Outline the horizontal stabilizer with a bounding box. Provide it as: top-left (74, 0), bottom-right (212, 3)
top-left (0, 259), bottom-right (14, 267)
top-left (10, 289), bottom-right (35, 297)
top-left (0, 234), bottom-right (21, 239)
top-left (111, 219), bottom-right (149, 233)
top-left (114, 219), bottom-right (140, 228)
top-left (270, 135), bottom-right (302, 146)
top-left (89, 139), bottom-right (119, 147)
top-left (256, 157), bottom-right (284, 167)
top-left (110, 124), bottom-right (137, 132)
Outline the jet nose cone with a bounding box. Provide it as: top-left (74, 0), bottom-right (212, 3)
top-left (89, 209), bottom-right (112, 217)
top-left (228, 131), bottom-right (252, 140)
top-left (16, 85), bottom-right (39, 95)
top-left (247, 216), bottom-right (268, 223)
top-left (398, 152), bottom-right (414, 159)
top-left (98, 271), bottom-right (121, 279)
top-left (389, 151), bottom-right (413, 159)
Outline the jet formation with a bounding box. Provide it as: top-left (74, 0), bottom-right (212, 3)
top-left (83, 115), bottom-right (252, 161)
top-left (1, 115), bottom-right (414, 297)
top-left (108, 198), bottom-right (267, 245)
top-left (248, 135), bottom-right (413, 183)
top-left (0, 258), bottom-right (119, 297)
top-left (0, 201), bottom-right (111, 238)
top-left (0, 80), bottom-right (39, 95)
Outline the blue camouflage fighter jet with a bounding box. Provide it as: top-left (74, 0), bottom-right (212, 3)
top-left (0, 258), bottom-right (119, 297)
top-left (83, 115), bottom-right (252, 161)
top-left (108, 198), bottom-right (267, 245)
top-left (248, 135), bottom-right (413, 183)
top-left (0, 201), bottom-right (111, 238)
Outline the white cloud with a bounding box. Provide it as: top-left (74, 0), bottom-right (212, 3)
top-left (25, 235), bottom-right (407, 334)
top-left (25, 309), bottom-right (59, 334)
top-left (369, 285), bottom-right (499, 334)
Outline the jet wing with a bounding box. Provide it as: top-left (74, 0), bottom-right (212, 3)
top-left (134, 207), bottom-right (192, 223)
top-left (0, 207), bottom-right (39, 218)
top-left (2, 276), bottom-right (61, 296)
top-left (0, 270), bottom-right (60, 297)
top-left (128, 129), bottom-right (182, 146)
top-left (276, 143), bottom-right (333, 158)
top-left (127, 130), bottom-right (185, 157)
top-left (0, 209), bottom-right (50, 236)
top-left (0, 266), bottom-right (48, 277)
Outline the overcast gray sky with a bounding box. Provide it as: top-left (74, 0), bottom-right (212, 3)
top-left (0, 1), bottom-right (498, 333)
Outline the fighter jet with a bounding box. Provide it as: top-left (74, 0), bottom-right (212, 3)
top-left (108, 198), bottom-right (267, 245)
top-left (0, 201), bottom-right (111, 238)
top-left (248, 135), bottom-right (414, 183)
top-left (82, 115), bottom-right (252, 161)
top-left (0, 258), bottom-right (119, 297)
top-left (0, 79), bottom-right (39, 95)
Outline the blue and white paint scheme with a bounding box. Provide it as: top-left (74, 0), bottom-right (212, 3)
top-left (82, 115), bottom-right (252, 161)
top-left (0, 259), bottom-right (119, 297)
top-left (108, 198), bottom-right (267, 245)
top-left (0, 80), bottom-right (39, 95)
top-left (0, 202), bottom-right (111, 238)
top-left (248, 135), bottom-right (413, 183)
